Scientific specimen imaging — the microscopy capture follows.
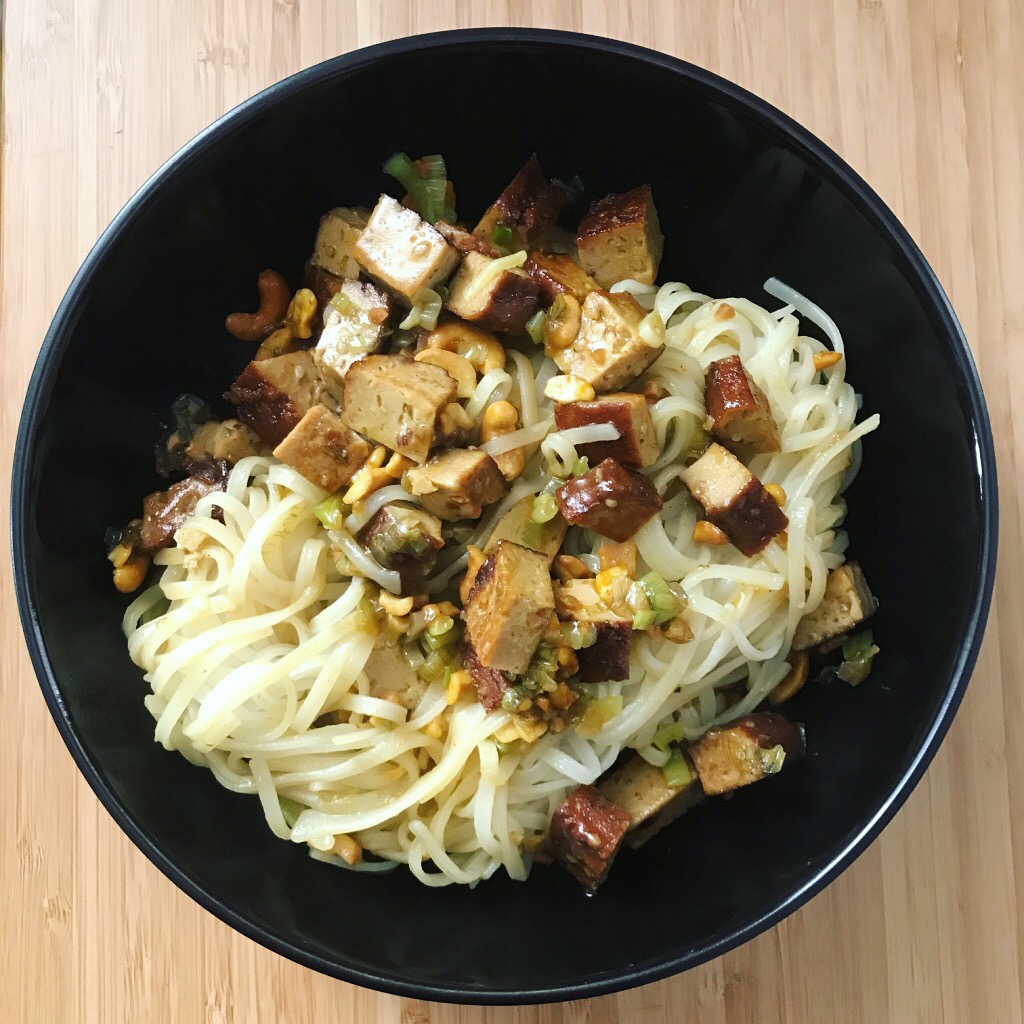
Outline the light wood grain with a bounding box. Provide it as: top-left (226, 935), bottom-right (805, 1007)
top-left (2, 1), bottom-right (1020, 1021)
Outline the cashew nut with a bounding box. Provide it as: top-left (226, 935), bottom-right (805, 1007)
top-left (422, 321), bottom-right (506, 374)
top-left (254, 326), bottom-right (299, 361)
top-left (480, 400), bottom-right (524, 481)
top-left (285, 288), bottom-right (318, 340)
top-left (544, 293), bottom-right (581, 353)
top-left (414, 348), bottom-right (477, 398)
top-left (225, 269), bottom-right (291, 342)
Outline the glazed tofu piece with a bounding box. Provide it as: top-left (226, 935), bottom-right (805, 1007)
top-left (704, 355), bottom-right (780, 455)
top-left (445, 252), bottom-right (542, 333)
top-left (576, 185), bottom-right (663, 288)
top-left (549, 784), bottom-right (631, 890)
top-left (185, 419), bottom-right (266, 465)
top-left (554, 290), bottom-right (663, 392)
top-left (314, 279), bottom-right (393, 401)
top-left (554, 392), bottom-right (658, 468)
top-left (575, 621), bottom-right (632, 683)
top-left (139, 460), bottom-right (230, 553)
top-left (681, 443), bottom-right (788, 556)
top-left (688, 711), bottom-right (805, 797)
top-left (340, 355), bottom-right (458, 463)
top-left (311, 206), bottom-right (369, 280)
top-left (359, 503), bottom-right (445, 592)
top-left (473, 154), bottom-right (569, 249)
top-left (353, 195), bottom-right (460, 306)
top-left (463, 640), bottom-right (513, 711)
top-left (462, 540), bottom-right (556, 674)
top-left (272, 405), bottom-right (371, 492)
top-left (524, 251), bottom-right (599, 307)
top-left (225, 350), bottom-right (330, 447)
top-left (404, 449), bottom-right (508, 521)
top-left (556, 457), bottom-right (663, 543)
top-left (436, 220), bottom-right (501, 259)
top-left (598, 754), bottom-right (704, 849)
top-left (484, 495), bottom-right (567, 562)
top-left (792, 561), bottom-right (877, 651)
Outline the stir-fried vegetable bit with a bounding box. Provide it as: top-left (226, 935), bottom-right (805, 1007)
top-left (383, 152), bottom-right (456, 224)
top-left (837, 630), bottom-right (880, 686)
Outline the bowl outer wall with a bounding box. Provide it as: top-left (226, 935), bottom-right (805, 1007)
top-left (11, 29), bottom-right (998, 1004)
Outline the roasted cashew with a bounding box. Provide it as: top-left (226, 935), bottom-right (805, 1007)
top-left (422, 321), bottom-right (506, 375)
top-left (225, 269), bottom-right (291, 342)
top-left (480, 400), bottom-right (524, 481)
top-left (414, 348), bottom-right (477, 398)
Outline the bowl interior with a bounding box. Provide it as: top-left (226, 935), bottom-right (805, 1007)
top-left (15, 33), bottom-right (994, 1002)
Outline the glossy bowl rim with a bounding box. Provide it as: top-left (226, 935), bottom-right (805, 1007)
top-left (10, 27), bottom-right (999, 1005)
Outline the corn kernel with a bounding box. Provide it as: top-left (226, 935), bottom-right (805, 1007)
top-left (812, 350), bottom-right (843, 371)
top-left (693, 520), bottom-right (729, 546)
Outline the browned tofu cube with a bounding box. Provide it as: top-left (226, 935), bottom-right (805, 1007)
top-left (524, 251), bottom-right (599, 307)
top-left (554, 290), bottom-right (663, 392)
top-left (576, 621), bottom-right (632, 683)
top-left (225, 350), bottom-right (330, 446)
top-left (598, 754), bottom-right (704, 849)
top-left (272, 405), bottom-right (371, 492)
top-left (463, 640), bottom-right (513, 711)
top-left (462, 540), bottom-right (555, 674)
top-left (311, 206), bottom-right (369, 280)
top-left (314, 279), bottom-right (393, 401)
top-left (340, 355), bottom-right (458, 463)
top-left (681, 443), bottom-right (788, 556)
top-left (688, 711), bottom-right (805, 796)
top-left (485, 495), bottom-right (567, 562)
top-left (139, 461), bottom-right (229, 554)
top-left (445, 252), bottom-right (541, 333)
top-left (354, 195), bottom-right (460, 306)
top-left (359, 503), bottom-right (444, 593)
top-left (705, 355), bottom-right (780, 455)
top-left (473, 154), bottom-right (569, 249)
top-left (185, 419), bottom-right (265, 465)
top-left (404, 449), bottom-right (507, 521)
top-left (556, 458), bottom-right (663, 543)
top-left (436, 220), bottom-right (501, 259)
top-left (576, 185), bottom-right (663, 288)
top-left (553, 392), bottom-right (658, 468)
top-left (549, 784), bottom-right (631, 890)
top-left (792, 561), bottom-right (877, 651)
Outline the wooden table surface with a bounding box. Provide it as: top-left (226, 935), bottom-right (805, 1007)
top-left (2, 1), bottom-right (1020, 1021)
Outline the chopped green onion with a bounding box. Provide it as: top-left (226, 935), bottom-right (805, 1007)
top-left (571, 456), bottom-right (590, 477)
top-left (525, 310), bottom-right (547, 345)
top-left (560, 621), bottom-right (597, 650)
top-left (531, 492), bottom-right (559, 524)
top-left (576, 695), bottom-right (622, 738)
top-left (653, 720), bottom-right (686, 752)
top-left (382, 152), bottom-right (455, 223)
top-left (632, 609), bottom-right (657, 631)
top-left (170, 393), bottom-right (211, 443)
top-left (420, 649), bottom-right (450, 682)
top-left (314, 494), bottom-right (347, 531)
top-left (501, 685), bottom-right (529, 712)
top-left (493, 223), bottom-right (514, 248)
top-left (422, 630), bottom-right (453, 652)
top-left (638, 571), bottom-right (680, 625)
top-left (837, 630), bottom-right (880, 686)
top-left (662, 751), bottom-right (693, 788)
top-left (279, 796), bottom-right (306, 828)
top-left (426, 614), bottom-right (455, 638)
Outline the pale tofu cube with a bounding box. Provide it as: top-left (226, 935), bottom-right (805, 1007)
top-left (554, 290), bottom-right (663, 392)
top-left (485, 495), bottom-right (567, 562)
top-left (792, 561), bottom-right (877, 651)
top-left (340, 355), bottom-right (457, 463)
top-left (185, 419), bottom-right (266, 464)
top-left (272, 405), bottom-right (371, 492)
top-left (462, 540), bottom-right (556, 674)
top-left (576, 185), bottom-right (663, 288)
top-left (404, 448), bottom-right (507, 521)
top-left (314, 279), bottom-right (393, 401)
top-left (354, 195), bottom-right (460, 306)
top-left (445, 251), bottom-right (541, 333)
top-left (311, 206), bottom-right (369, 280)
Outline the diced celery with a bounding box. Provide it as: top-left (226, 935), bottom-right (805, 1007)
top-left (653, 720), bottom-right (686, 752)
top-left (314, 494), bottom-right (347, 531)
top-left (662, 751), bottom-right (693, 788)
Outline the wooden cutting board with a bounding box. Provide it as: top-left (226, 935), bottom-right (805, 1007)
top-left (2, 2), bottom-right (1020, 1021)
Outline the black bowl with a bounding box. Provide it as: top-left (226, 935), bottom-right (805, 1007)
top-left (12, 29), bottom-right (997, 1004)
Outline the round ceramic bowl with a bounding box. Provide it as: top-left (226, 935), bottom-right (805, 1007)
top-left (12, 29), bottom-right (997, 1004)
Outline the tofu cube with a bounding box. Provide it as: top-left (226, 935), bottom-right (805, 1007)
top-left (272, 404), bottom-right (371, 492)
top-left (311, 206), bottom-right (369, 280)
top-left (314, 279), bottom-right (393, 401)
top-left (340, 355), bottom-right (458, 463)
top-left (556, 457), bottom-right (663, 543)
top-left (185, 419), bottom-right (265, 465)
top-left (575, 620), bottom-right (632, 683)
top-left (485, 495), bottom-right (567, 562)
top-left (681, 443), bottom-right (788, 556)
top-left (792, 561), bottom-right (877, 651)
top-left (705, 355), bottom-right (780, 455)
top-left (225, 350), bottom-right (330, 446)
top-left (404, 448), bottom-right (507, 521)
top-left (445, 252), bottom-right (541, 333)
top-left (462, 540), bottom-right (555, 674)
top-left (549, 784), bottom-right (631, 890)
top-left (359, 503), bottom-right (444, 592)
top-left (463, 640), bottom-right (513, 711)
top-left (354, 195), bottom-right (460, 306)
top-left (553, 391), bottom-right (658, 468)
top-left (576, 184), bottom-right (664, 288)
top-left (688, 711), bottom-right (804, 796)
top-left (524, 251), bottom-right (599, 306)
top-left (554, 578), bottom-right (627, 623)
top-left (473, 154), bottom-right (569, 249)
top-left (554, 290), bottom-right (664, 392)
